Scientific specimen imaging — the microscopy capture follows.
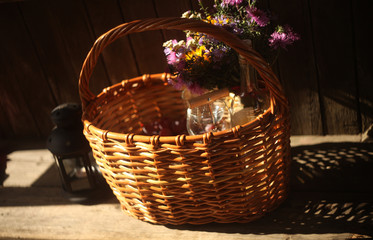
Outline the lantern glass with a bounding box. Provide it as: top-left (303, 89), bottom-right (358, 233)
top-left (54, 154), bottom-right (96, 193)
top-left (61, 157), bottom-right (76, 177)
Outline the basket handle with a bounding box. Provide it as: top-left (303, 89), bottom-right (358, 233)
top-left (79, 17), bottom-right (287, 111)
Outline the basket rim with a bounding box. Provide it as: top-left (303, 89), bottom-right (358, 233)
top-left (82, 73), bottom-right (276, 145)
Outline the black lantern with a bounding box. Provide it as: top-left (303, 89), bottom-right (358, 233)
top-left (47, 103), bottom-right (102, 194)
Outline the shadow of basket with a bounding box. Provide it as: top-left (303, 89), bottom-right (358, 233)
top-left (266, 142), bottom-right (373, 235)
top-left (291, 142), bottom-right (373, 192)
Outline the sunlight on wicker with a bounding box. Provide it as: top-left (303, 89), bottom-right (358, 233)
top-left (79, 18), bottom-right (291, 225)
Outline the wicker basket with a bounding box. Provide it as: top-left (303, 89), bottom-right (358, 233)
top-left (79, 18), bottom-right (291, 225)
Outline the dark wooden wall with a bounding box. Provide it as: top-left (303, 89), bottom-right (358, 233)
top-left (0, 0), bottom-right (372, 141)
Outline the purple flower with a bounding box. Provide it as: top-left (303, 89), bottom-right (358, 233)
top-left (171, 76), bottom-right (205, 95)
top-left (187, 82), bottom-right (205, 95)
top-left (208, 16), bottom-right (244, 38)
top-left (211, 16), bottom-right (229, 26)
top-left (268, 25), bottom-right (300, 50)
top-left (172, 76), bottom-right (186, 90)
top-left (176, 60), bottom-right (186, 71)
top-left (163, 40), bottom-right (188, 65)
top-left (198, 36), bottom-right (205, 46)
top-left (247, 7), bottom-right (269, 27)
top-left (186, 36), bottom-right (194, 45)
top-left (164, 47), bottom-right (171, 56)
top-left (221, 0), bottom-right (243, 7)
top-left (166, 51), bottom-right (178, 65)
top-left (211, 49), bottom-right (225, 61)
top-left (211, 46), bottom-right (230, 62)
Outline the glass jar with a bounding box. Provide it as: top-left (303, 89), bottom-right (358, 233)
top-left (231, 39), bottom-right (270, 126)
top-left (183, 88), bottom-right (232, 135)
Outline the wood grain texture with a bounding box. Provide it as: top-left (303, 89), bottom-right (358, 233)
top-left (309, 0), bottom-right (359, 134)
top-left (0, 3), bottom-right (54, 138)
top-left (154, 0), bottom-right (192, 41)
top-left (352, 0), bottom-right (373, 133)
top-left (269, 0), bottom-right (323, 135)
top-left (0, 91), bottom-right (15, 139)
top-left (190, 0), bottom-right (214, 11)
top-left (19, 1), bottom-right (80, 104)
top-left (19, 0), bottom-right (111, 99)
top-left (119, 0), bottom-right (167, 74)
top-left (0, 0), bottom-right (371, 139)
top-left (84, 0), bottom-right (139, 85)
top-left (49, 0), bottom-right (111, 96)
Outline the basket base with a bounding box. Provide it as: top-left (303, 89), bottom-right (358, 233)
top-left (116, 190), bottom-right (289, 225)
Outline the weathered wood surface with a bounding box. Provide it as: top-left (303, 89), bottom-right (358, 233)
top-left (352, 0), bottom-right (373, 135)
top-left (308, 0), bottom-right (359, 134)
top-left (0, 0), bottom-right (372, 140)
top-left (0, 3), bottom-right (57, 138)
top-left (269, 0), bottom-right (323, 135)
top-left (85, 0), bottom-right (139, 86)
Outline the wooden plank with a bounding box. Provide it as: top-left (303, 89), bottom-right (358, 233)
top-left (20, 0), bottom-right (111, 99)
top-left (0, 3), bottom-right (54, 138)
top-left (352, 1), bottom-right (373, 133)
top-left (154, 0), bottom-right (192, 41)
top-left (50, 0), bottom-right (111, 96)
top-left (0, 0), bottom-right (368, 137)
top-left (19, 1), bottom-right (80, 104)
top-left (0, 90), bottom-right (15, 139)
top-left (269, 0), bottom-right (323, 135)
top-left (190, 0), bottom-right (214, 11)
top-left (84, 0), bottom-right (139, 84)
top-left (308, 0), bottom-right (359, 134)
top-left (119, 0), bottom-right (166, 74)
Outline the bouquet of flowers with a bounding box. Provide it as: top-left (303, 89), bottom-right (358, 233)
top-left (163, 0), bottom-right (300, 95)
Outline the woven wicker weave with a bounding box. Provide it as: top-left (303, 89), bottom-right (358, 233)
top-left (79, 17), bottom-right (291, 225)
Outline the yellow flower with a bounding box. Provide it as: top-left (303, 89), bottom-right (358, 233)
top-left (203, 16), bottom-right (231, 26)
top-left (195, 45), bottom-right (206, 57)
top-left (185, 45), bottom-right (210, 62)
